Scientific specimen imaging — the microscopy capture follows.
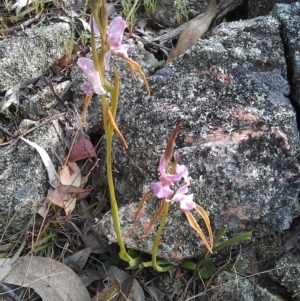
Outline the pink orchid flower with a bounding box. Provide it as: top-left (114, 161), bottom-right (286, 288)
top-left (151, 155), bottom-right (188, 199)
top-left (90, 16), bottom-right (129, 70)
top-left (170, 185), bottom-right (196, 211)
top-left (77, 57), bottom-right (105, 95)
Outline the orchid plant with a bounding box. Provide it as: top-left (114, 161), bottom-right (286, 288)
top-left (77, 0), bottom-right (149, 262)
top-left (134, 123), bottom-right (214, 271)
top-left (77, 0), bottom-right (251, 272)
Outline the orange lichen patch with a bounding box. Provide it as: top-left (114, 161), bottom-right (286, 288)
top-left (130, 206), bottom-right (155, 237)
top-left (271, 127), bottom-right (290, 150)
top-left (216, 73), bottom-right (231, 84)
top-left (227, 204), bottom-right (252, 220)
top-left (205, 128), bottom-right (263, 147)
top-left (168, 251), bottom-right (184, 261)
top-left (232, 128), bottom-right (262, 142)
top-left (231, 109), bottom-right (257, 122)
top-left (183, 135), bottom-right (194, 146)
top-left (183, 127), bottom-right (265, 148)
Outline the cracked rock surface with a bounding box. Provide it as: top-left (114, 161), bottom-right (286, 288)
top-left (95, 13), bottom-right (300, 263)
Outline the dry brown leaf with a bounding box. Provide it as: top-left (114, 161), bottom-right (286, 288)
top-left (48, 185), bottom-right (94, 216)
top-left (21, 137), bottom-right (59, 187)
top-left (107, 266), bottom-right (145, 301)
top-left (60, 161), bottom-right (81, 187)
top-left (166, 0), bottom-right (219, 65)
top-left (64, 197), bottom-right (77, 217)
top-left (63, 248), bottom-right (93, 272)
top-left (68, 138), bottom-right (97, 162)
top-left (0, 256), bottom-right (90, 301)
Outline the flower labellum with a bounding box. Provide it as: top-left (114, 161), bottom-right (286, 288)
top-left (77, 57), bottom-right (105, 95)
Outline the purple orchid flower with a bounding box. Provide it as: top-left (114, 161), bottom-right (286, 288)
top-left (90, 16), bottom-right (129, 70)
top-left (170, 185), bottom-right (196, 211)
top-left (151, 154), bottom-right (196, 210)
top-left (151, 155), bottom-right (185, 194)
top-left (77, 57), bottom-right (105, 95)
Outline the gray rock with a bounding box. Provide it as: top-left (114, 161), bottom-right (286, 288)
top-left (248, 0), bottom-right (297, 18)
top-left (212, 270), bottom-right (288, 301)
top-left (0, 22), bottom-right (70, 92)
top-left (154, 0), bottom-right (208, 27)
top-left (270, 252), bottom-right (300, 301)
top-left (0, 119), bottom-right (62, 238)
top-left (93, 15), bottom-right (300, 263)
top-left (272, 2), bottom-right (300, 105)
top-left (0, 22), bottom-right (70, 238)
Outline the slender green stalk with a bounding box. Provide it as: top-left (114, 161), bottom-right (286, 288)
top-left (152, 202), bottom-right (175, 272)
top-left (101, 95), bottom-right (132, 262)
top-left (89, 1), bottom-right (132, 262)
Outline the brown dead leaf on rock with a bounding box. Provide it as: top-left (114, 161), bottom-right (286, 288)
top-left (51, 185), bottom-right (93, 216)
top-left (166, 0), bottom-right (219, 65)
top-left (60, 161), bottom-right (81, 187)
top-left (68, 138), bottom-right (97, 162)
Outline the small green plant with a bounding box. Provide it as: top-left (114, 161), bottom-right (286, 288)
top-left (175, 0), bottom-right (189, 24)
top-left (32, 0), bottom-right (45, 14)
top-left (34, 232), bottom-right (57, 257)
top-left (0, 17), bottom-right (8, 31)
top-left (82, 0), bottom-right (89, 18)
top-left (64, 19), bottom-right (76, 60)
top-left (80, 30), bottom-right (88, 48)
top-left (122, 0), bottom-right (140, 33)
top-left (143, 0), bottom-right (157, 14)
top-left (9, 11), bottom-right (20, 24)
top-left (3, 0), bottom-right (10, 10)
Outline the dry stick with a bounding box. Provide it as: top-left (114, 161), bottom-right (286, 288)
top-left (0, 9), bottom-right (44, 35)
top-left (0, 125), bottom-right (13, 137)
top-left (152, 14), bottom-right (206, 43)
top-left (152, 0), bottom-right (242, 43)
top-left (0, 113), bottom-right (65, 147)
top-left (0, 282), bottom-right (23, 301)
top-left (125, 0), bottom-right (140, 23)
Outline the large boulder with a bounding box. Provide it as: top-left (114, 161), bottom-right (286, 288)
top-left (0, 22), bottom-right (69, 237)
top-left (93, 14), bottom-right (300, 263)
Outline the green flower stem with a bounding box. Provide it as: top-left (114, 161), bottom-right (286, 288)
top-left (142, 259), bottom-right (173, 268)
top-left (90, 5), bottom-right (131, 262)
top-left (101, 94), bottom-right (132, 262)
top-left (111, 65), bottom-right (120, 119)
top-left (152, 202), bottom-right (175, 272)
top-left (180, 260), bottom-right (196, 270)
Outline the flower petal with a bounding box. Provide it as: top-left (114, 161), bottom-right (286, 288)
top-left (151, 180), bottom-right (173, 198)
top-left (86, 71), bottom-right (105, 95)
top-left (171, 193), bottom-right (195, 210)
top-left (167, 164), bottom-right (188, 182)
top-left (80, 82), bottom-right (93, 95)
top-left (114, 44), bottom-right (129, 59)
top-left (77, 58), bottom-right (105, 95)
top-left (104, 51), bottom-right (111, 71)
top-left (89, 16), bottom-right (100, 36)
top-left (77, 57), bottom-right (96, 77)
top-left (107, 16), bottom-right (126, 50)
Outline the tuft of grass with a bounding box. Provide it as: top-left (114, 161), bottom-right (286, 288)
top-left (143, 0), bottom-right (157, 14)
top-left (64, 19), bottom-right (76, 60)
top-left (122, 0), bottom-right (140, 33)
top-left (175, 0), bottom-right (189, 24)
